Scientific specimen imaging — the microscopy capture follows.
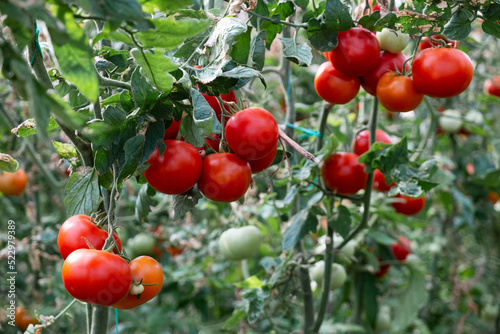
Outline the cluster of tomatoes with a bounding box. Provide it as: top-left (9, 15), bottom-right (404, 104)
top-left (145, 93), bottom-right (280, 203)
top-left (57, 215), bottom-right (163, 309)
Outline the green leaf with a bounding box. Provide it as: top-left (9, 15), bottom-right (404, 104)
top-left (52, 141), bottom-right (78, 159)
top-left (48, 6), bottom-right (98, 102)
top-left (328, 205), bottom-right (351, 239)
top-left (482, 3), bottom-right (500, 19)
top-left (131, 48), bottom-right (178, 92)
top-left (12, 117), bottom-right (59, 137)
top-left (357, 11), bottom-right (382, 31)
top-left (368, 230), bottom-right (396, 246)
top-left (139, 0), bottom-right (192, 13)
top-left (0, 154), bottom-right (19, 173)
top-left (179, 115), bottom-right (205, 147)
top-left (141, 119), bottom-right (165, 166)
top-left (354, 273), bottom-right (379, 328)
top-left (118, 135), bottom-right (145, 181)
top-left (482, 19), bottom-right (500, 38)
top-left (173, 32), bottom-right (210, 60)
top-left (223, 310), bottom-right (246, 329)
top-left (359, 137), bottom-right (409, 174)
top-left (218, 66), bottom-right (266, 89)
top-left (233, 276), bottom-right (264, 289)
top-left (279, 38), bottom-right (312, 67)
top-left (101, 93), bottom-right (121, 107)
top-left (230, 27), bottom-right (252, 65)
top-left (307, 19), bottom-right (339, 52)
top-left (130, 67), bottom-right (159, 111)
top-left (443, 9), bottom-right (473, 40)
top-left (250, 30), bottom-right (266, 70)
top-left (172, 186), bottom-right (203, 220)
top-left (323, 0), bottom-right (354, 31)
top-left (282, 209), bottom-right (318, 251)
top-left (135, 184), bottom-right (158, 223)
top-left (191, 89), bottom-right (221, 134)
top-left (260, 19), bottom-right (282, 49)
top-left (64, 168), bottom-right (101, 216)
top-left (94, 148), bottom-right (115, 175)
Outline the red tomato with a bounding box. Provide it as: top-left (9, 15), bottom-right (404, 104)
top-left (314, 61), bottom-right (360, 105)
top-left (58, 215), bottom-right (122, 259)
top-left (113, 256), bottom-right (164, 309)
top-left (321, 152), bottom-right (368, 195)
top-left (323, 51), bottom-right (332, 62)
top-left (352, 129), bottom-right (392, 156)
top-left (205, 134), bottom-right (220, 151)
top-left (329, 27), bottom-right (381, 77)
top-left (487, 191), bottom-right (499, 205)
top-left (484, 76), bottom-right (500, 97)
top-left (197, 153), bottom-right (252, 202)
top-left (163, 118), bottom-right (182, 139)
top-left (202, 91), bottom-right (237, 122)
top-left (419, 35), bottom-right (458, 50)
top-left (412, 48), bottom-right (474, 98)
top-left (391, 194), bottom-right (426, 216)
top-left (373, 169), bottom-right (395, 192)
top-left (0, 169), bottom-right (27, 196)
top-left (62, 249), bottom-right (133, 306)
top-left (377, 73), bottom-right (424, 112)
top-left (390, 236), bottom-right (411, 262)
top-left (225, 107), bottom-right (279, 161)
top-left (375, 261), bottom-right (390, 278)
top-left (165, 245), bottom-right (183, 257)
top-left (15, 307), bottom-right (38, 331)
top-left (145, 140), bottom-right (203, 195)
top-left (361, 51), bottom-right (408, 96)
top-left (249, 143), bottom-right (278, 174)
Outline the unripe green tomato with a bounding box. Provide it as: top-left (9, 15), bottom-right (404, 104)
top-left (464, 109), bottom-right (484, 129)
top-left (218, 225), bottom-right (262, 261)
top-left (376, 28), bottom-right (410, 53)
top-left (127, 233), bottom-right (156, 257)
top-left (439, 109), bottom-right (463, 133)
top-left (310, 261), bottom-right (347, 290)
top-left (482, 303), bottom-right (499, 323)
top-left (375, 305), bottom-right (392, 333)
top-left (333, 234), bottom-right (356, 258)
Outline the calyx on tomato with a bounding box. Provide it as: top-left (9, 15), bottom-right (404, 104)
top-left (361, 51), bottom-right (408, 96)
top-left (201, 91), bottom-right (237, 122)
top-left (376, 72), bottom-right (424, 112)
top-left (419, 35), bottom-right (458, 50)
top-left (218, 225), bottom-right (262, 260)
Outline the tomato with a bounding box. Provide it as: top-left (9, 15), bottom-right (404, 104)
top-left (310, 261), bottom-right (347, 290)
top-left (376, 73), bottom-right (424, 112)
top-left (333, 234), bottom-right (357, 259)
top-left (439, 109), bottom-right (463, 133)
top-left (0, 169), bottom-right (27, 196)
top-left (376, 28), bottom-right (409, 53)
top-left (201, 91), bottom-right (237, 122)
top-left (62, 249), bottom-right (133, 306)
top-left (225, 107), bottom-right (279, 161)
top-left (314, 61), bottom-right (360, 105)
top-left (145, 140), bottom-right (203, 195)
top-left (163, 118), bottom-right (181, 140)
top-left (375, 305), bottom-right (392, 332)
top-left (374, 260), bottom-right (390, 278)
top-left (328, 27), bottom-right (381, 77)
top-left (218, 225), bottom-right (262, 260)
top-left (391, 194), bottom-right (426, 216)
top-left (58, 215), bottom-right (122, 260)
top-left (373, 169), bottom-right (395, 192)
top-left (205, 134), bottom-right (220, 151)
top-left (165, 245), bottom-right (183, 257)
top-left (197, 153), bottom-right (252, 202)
top-left (419, 35), bottom-right (458, 50)
top-left (484, 76), bottom-right (500, 97)
top-left (126, 233), bottom-right (156, 258)
top-left (113, 256), bottom-right (164, 309)
top-left (390, 236), bottom-right (411, 262)
top-left (487, 191), bottom-right (499, 205)
top-left (361, 51), bottom-right (408, 96)
top-left (15, 307), bottom-right (38, 331)
top-left (412, 48), bottom-right (474, 98)
top-left (352, 129), bottom-right (392, 156)
top-left (321, 152), bottom-right (368, 195)
top-left (249, 143), bottom-right (278, 174)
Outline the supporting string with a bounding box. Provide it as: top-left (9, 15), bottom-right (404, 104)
top-left (30, 22), bottom-right (43, 67)
top-left (115, 308), bottom-right (119, 334)
top-left (284, 122), bottom-right (324, 139)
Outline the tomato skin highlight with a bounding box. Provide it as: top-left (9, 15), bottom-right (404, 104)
top-left (391, 194), bottom-right (426, 216)
top-left (412, 48), bottom-right (474, 98)
top-left (329, 27), bottom-right (381, 77)
top-left (197, 153), bottom-right (252, 202)
top-left (58, 214), bottom-right (122, 259)
top-left (484, 76), bottom-right (500, 97)
top-left (225, 107), bottom-right (279, 161)
top-left (373, 169), bottom-right (395, 192)
top-left (390, 236), bottom-right (411, 262)
top-left (352, 129), bottom-right (392, 156)
top-left (145, 140), bottom-right (203, 195)
top-left (376, 73), bottom-right (424, 112)
top-left (0, 169), bottom-right (28, 196)
top-left (321, 152), bottom-right (368, 195)
top-left (314, 61), bottom-right (360, 105)
top-left (361, 51), bottom-right (408, 96)
top-left (62, 249), bottom-right (133, 306)
top-left (113, 256), bottom-right (164, 309)
top-left (249, 143), bottom-right (278, 174)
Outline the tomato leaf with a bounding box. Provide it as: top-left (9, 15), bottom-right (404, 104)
top-left (233, 276), bottom-right (264, 289)
top-left (52, 141), bottom-right (78, 160)
top-left (307, 18), bottom-right (339, 52)
top-left (230, 27), bottom-right (252, 65)
top-left (358, 11), bottom-right (382, 31)
top-left (279, 38), bottom-right (312, 67)
top-left (282, 209), bottom-right (318, 251)
top-left (118, 134), bottom-right (145, 182)
top-left (354, 272), bottom-right (379, 328)
top-left (328, 205), bottom-right (351, 239)
top-left (135, 184), bottom-right (158, 223)
top-left (131, 48), bottom-right (178, 93)
top-left (172, 186), bottom-right (203, 221)
top-left (130, 67), bottom-right (158, 111)
top-left (179, 115), bottom-right (205, 147)
top-left (0, 154), bottom-right (19, 173)
top-left (139, 0), bottom-right (192, 12)
top-left (64, 168), bottom-right (101, 216)
top-left (482, 19), bottom-right (500, 38)
top-left (250, 30), bottom-right (267, 71)
top-left (191, 89), bottom-right (221, 134)
top-left (323, 0), bottom-right (354, 31)
top-left (223, 310), bottom-right (247, 329)
top-left (443, 9), bottom-right (473, 40)
top-left (173, 32), bottom-right (210, 60)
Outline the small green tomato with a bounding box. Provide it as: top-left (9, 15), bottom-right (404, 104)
top-left (376, 28), bottom-right (410, 53)
top-left (218, 225), bottom-right (262, 261)
top-left (439, 109), bottom-right (463, 133)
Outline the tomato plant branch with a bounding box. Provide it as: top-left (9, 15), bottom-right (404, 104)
top-left (247, 11), bottom-right (308, 28)
top-left (411, 97), bottom-right (436, 162)
top-left (279, 129), bottom-right (316, 162)
top-left (103, 164), bottom-right (119, 250)
top-left (86, 303), bottom-right (92, 334)
top-left (90, 305), bottom-right (109, 334)
top-left (97, 71), bottom-right (132, 90)
top-left (316, 102), bottom-right (332, 152)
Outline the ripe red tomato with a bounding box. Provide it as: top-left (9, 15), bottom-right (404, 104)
top-left (419, 35), bottom-right (458, 50)
top-left (0, 169), bottom-right (27, 196)
top-left (487, 191), bottom-right (499, 205)
top-left (412, 48), bottom-right (474, 98)
top-left (205, 134), bottom-right (220, 151)
top-left (328, 27), bottom-right (381, 77)
top-left (373, 169), bottom-right (395, 192)
top-left (391, 194), bottom-right (426, 216)
top-left (62, 249), bottom-right (133, 306)
top-left (484, 76), bottom-right (500, 97)
top-left (225, 107), bottom-right (279, 161)
top-left (352, 129), bottom-right (392, 156)
top-left (145, 140), bottom-right (203, 195)
top-left (321, 152), bottom-right (368, 195)
top-left (376, 73), bottom-right (424, 112)
top-left (197, 153), bottom-right (252, 202)
top-left (361, 51), bottom-right (408, 96)
top-left (202, 91), bottom-right (237, 122)
top-left (314, 61), bottom-right (360, 105)
top-left (249, 143), bottom-right (278, 174)
top-left (375, 260), bottom-right (390, 278)
top-left (390, 236), bottom-right (411, 262)
top-left (15, 307), bottom-right (38, 331)
top-left (58, 215), bottom-right (123, 259)
top-left (113, 256), bottom-right (164, 309)
top-left (163, 118), bottom-right (181, 139)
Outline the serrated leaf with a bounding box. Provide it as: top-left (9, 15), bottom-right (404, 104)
top-left (307, 19), bottom-right (339, 52)
top-left (173, 186), bottom-right (203, 220)
top-left (230, 27), bottom-right (251, 65)
top-left (173, 32), bottom-right (209, 60)
top-left (358, 11), bottom-right (382, 31)
top-left (52, 141), bottom-right (78, 159)
top-left (443, 9), bottom-right (473, 40)
top-left (482, 3), bottom-right (500, 19)
top-left (64, 168), bottom-right (101, 216)
top-left (218, 66), bottom-right (266, 89)
top-left (328, 205), bottom-right (351, 239)
top-left (279, 37), bottom-right (312, 67)
top-left (131, 67), bottom-right (158, 110)
top-left (135, 184), bottom-right (158, 222)
top-left (0, 154), bottom-right (19, 173)
top-left (12, 118), bottom-right (59, 137)
top-left (324, 0), bottom-right (354, 31)
top-left (282, 209), bottom-right (317, 251)
top-left (359, 137), bottom-right (409, 174)
top-left (131, 48), bottom-right (178, 92)
top-left (118, 135), bottom-right (145, 181)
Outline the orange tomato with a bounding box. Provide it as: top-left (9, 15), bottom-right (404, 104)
top-left (0, 169), bottom-right (28, 196)
top-left (15, 307), bottom-right (38, 331)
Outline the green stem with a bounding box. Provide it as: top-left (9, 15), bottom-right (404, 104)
top-left (247, 11), bottom-right (308, 28)
top-left (86, 303), bottom-right (92, 334)
top-left (97, 72), bottom-right (131, 90)
top-left (241, 259), bottom-right (250, 279)
top-left (313, 226), bottom-right (334, 332)
top-left (90, 305), bottom-right (109, 334)
top-left (316, 102), bottom-right (332, 152)
top-left (410, 97), bottom-right (436, 162)
top-left (104, 164), bottom-right (118, 249)
top-left (389, 0), bottom-right (395, 11)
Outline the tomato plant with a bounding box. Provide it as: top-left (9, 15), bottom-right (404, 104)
top-left (353, 129), bottom-right (392, 156)
top-left (62, 249), bottom-right (133, 306)
top-left (145, 140), bottom-right (203, 195)
top-left (218, 225), bottom-right (262, 260)
top-left (321, 152), bottom-right (368, 195)
top-left (391, 194), bottom-right (426, 216)
top-left (0, 168), bottom-right (27, 196)
top-left (376, 72), bottom-right (424, 112)
top-left (314, 61), bottom-right (360, 104)
top-left (376, 28), bottom-right (409, 53)
top-left (197, 153), bottom-right (252, 202)
top-left (361, 51), bottom-right (408, 96)
top-left (58, 215), bottom-right (122, 259)
top-left (113, 256), bottom-right (164, 309)
top-left (390, 236), bottom-right (412, 262)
